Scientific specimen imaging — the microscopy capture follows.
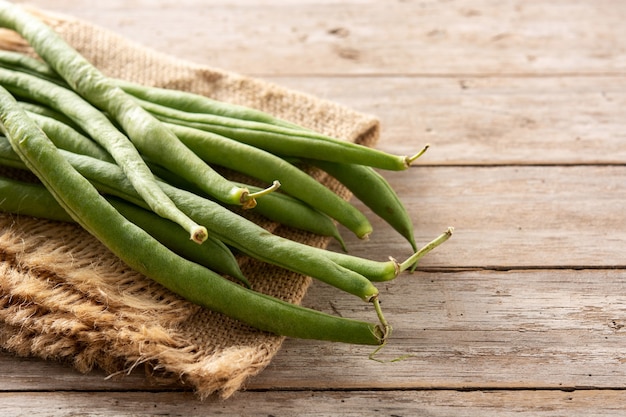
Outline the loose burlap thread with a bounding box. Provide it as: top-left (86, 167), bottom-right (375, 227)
top-left (0, 8), bottom-right (379, 399)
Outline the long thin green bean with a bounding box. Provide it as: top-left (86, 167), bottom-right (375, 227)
top-left (308, 159), bottom-right (419, 251)
top-left (0, 171), bottom-right (250, 287)
top-left (165, 122), bottom-right (373, 239)
top-left (0, 70), bottom-right (208, 244)
top-left (0, 85), bottom-right (387, 345)
top-left (139, 98), bottom-right (420, 170)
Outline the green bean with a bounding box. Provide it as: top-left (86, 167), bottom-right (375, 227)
top-left (27, 111), bottom-right (113, 162)
top-left (165, 123), bottom-right (373, 239)
top-left (19, 101), bottom-right (83, 131)
top-left (0, 49), bottom-right (61, 84)
top-left (0, 170), bottom-right (250, 287)
top-left (0, 70), bottom-right (208, 244)
top-left (0, 85), bottom-right (387, 345)
top-left (43, 148), bottom-right (379, 300)
top-left (0, 173), bottom-right (73, 222)
top-left (1, 129), bottom-right (448, 285)
top-left (235, 182), bottom-right (347, 251)
top-left (307, 158), bottom-right (422, 252)
top-left (0, 3), bottom-right (255, 235)
top-left (138, 98), bottom-right (421, 171)
top-left (0, 133), bottom-right (24, 169)
top-left (114, 79), bottom-right (305, 130)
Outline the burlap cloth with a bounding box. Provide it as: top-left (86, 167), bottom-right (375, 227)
top-left (0, 7), bottom-right (379, 399)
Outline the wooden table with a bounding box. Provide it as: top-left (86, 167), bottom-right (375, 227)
top-left (2, 0), bottom-right (626, 415)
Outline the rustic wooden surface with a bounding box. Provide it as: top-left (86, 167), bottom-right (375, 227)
top-left (2, 0), bottom-right (626, 415)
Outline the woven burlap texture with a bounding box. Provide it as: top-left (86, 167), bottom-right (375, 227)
top-left (0, 8), bottom-right (379, 399)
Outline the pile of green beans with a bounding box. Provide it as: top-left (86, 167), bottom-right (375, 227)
top-left (0, 1), bottom-right (452, 347)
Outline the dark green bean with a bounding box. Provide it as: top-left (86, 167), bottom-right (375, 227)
top-left (0, 84), bottom-right (387, 345)
top-left (165, 122), bottom-right (373, 239)
top-left (0, 170), bottom-right (250, 287)
top-left (307, 159), bottom-right (419, 251)
top-left (136, 98), bottom-right (419, 171)
top-left (50, 149), bottom-right (380, 301)
top-left (0, 172), bottom-right (73, 222)
top-left (115, 78), bottom-right (305, 130)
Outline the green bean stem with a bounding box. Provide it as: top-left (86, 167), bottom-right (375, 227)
top-left (0, 85), bottom-right (385, 345)
top-left (398, 227), bottom-right (454, 272)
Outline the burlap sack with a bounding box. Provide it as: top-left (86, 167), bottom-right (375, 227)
top-left (0, 7), bottom-right (379, 399)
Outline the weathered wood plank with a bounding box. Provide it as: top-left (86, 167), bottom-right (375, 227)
top-left (0, 353), bottom-right (180, 392)
top-left (3, 269), bottom-right (626, 392)
top-left (268, 76), bottom-right (626, 165)
top-left (1, 165), bottom-right (624, 392)
top-left (17, 0), bottom-right (626, 76)
top-left (250, 269), bottom-right (626, 390)
top-left (327, 165), bottom-right (626, 269)
top-left (1, 389), bottom-right (626, 417)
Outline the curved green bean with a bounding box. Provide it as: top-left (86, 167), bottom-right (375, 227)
top-left (0, 171), bottom-right (250, 287)
top-left (166, 123), bottom-right (373, 239)
top-left (139, 98), bottom-right (418, 171)
top-left (0, 84), bottom-right (387, 345)
top-left (308, 159), bottom-right (418, 251)
top-left (49, 149), bottom-right (379, 301)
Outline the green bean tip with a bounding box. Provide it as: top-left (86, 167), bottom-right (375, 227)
top-left (404, 144), bottom-right (430, 167)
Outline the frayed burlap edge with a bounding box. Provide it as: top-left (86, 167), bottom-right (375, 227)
top-left (0, 7), bottom-right (380, 399)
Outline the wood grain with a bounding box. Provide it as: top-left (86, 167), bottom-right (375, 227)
top-left (23, 0), bottom-right (626, 76)
top-left (2, 390), bottom-right (626, 417)
top-left (269, 76), bottom-right (626, 165)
